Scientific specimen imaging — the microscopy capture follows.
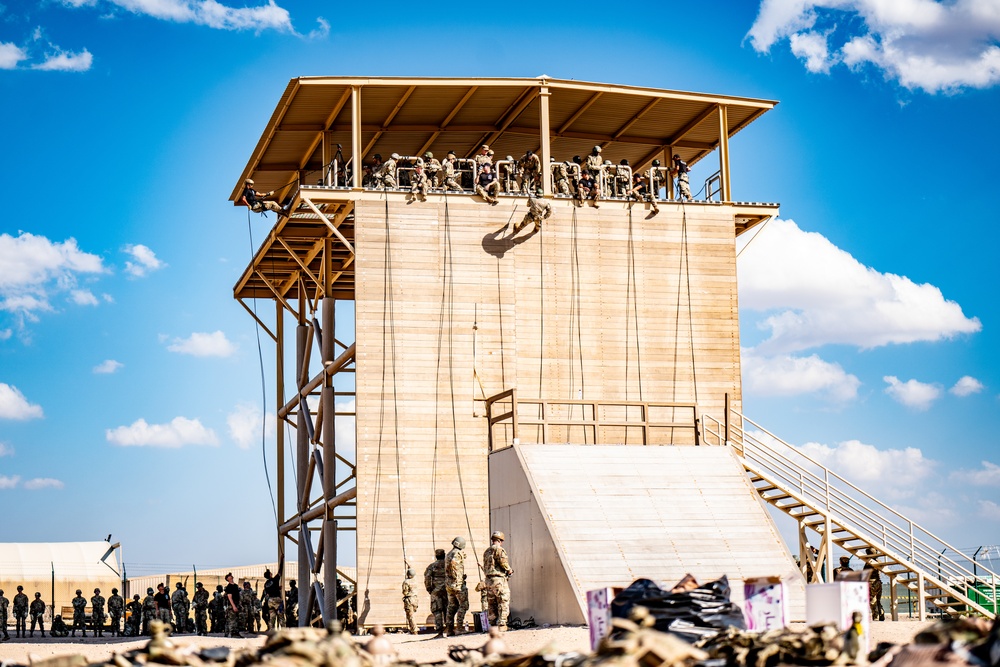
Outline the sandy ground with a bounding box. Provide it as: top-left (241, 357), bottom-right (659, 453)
top-left (0, 621), bottom-right (937, 665)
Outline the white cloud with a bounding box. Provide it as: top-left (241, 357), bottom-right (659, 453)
top-left (979, 500), bottom-right (1000, 521)
top-left (797, 438), bottom-right (935, 498)
top-left (0, 475), bottom-right (20, 490)
top-left (0, 383), bottom-right (44, 420)
top-left (951, 375), bottom-right (984, 397)
top-left (67, 0), bottom-right (294, 32)
top-left (747, 0), bottom-right (1000, 93)
top-left (0, 329), bottom-right (11, 340)
top-left (738, 219), bottom-right (980, 353)
top-left (32, 48), bottom-right (93, 72)
top-left (70, 289), bottom-right (99, 306)
top-left (883, 375), bottom-right (942, 410)
top-left (0, 443), bottom-right (13, 457)
top-left (742, 348), bottom-right (860, 402)
top-left (0, 232), bottom-right (106, 320)
top-left (0, 42), bottom-right (27, 69)
top-left (23, 477), bottom-right (64, 490)
top-left (106, 416), bottom-right (219, 447)
top-left (166, 331), bottom-right (237, 357)
top-left (93, 359), bottom-right (123, 374)
top-left (123, 244), bottom-right (165, 277)
top-left (226, 403), bottom-right (275, 449)
top-left (951, 461), bottom-right (1000, 487)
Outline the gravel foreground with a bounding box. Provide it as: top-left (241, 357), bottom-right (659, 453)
top-left (0, 622), bottom-right (936, 665)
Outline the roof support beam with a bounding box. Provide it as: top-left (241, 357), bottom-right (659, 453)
top-left (557, 91), bottom-right (602, 135)
top-left (417, 86), bottom-right (478, 157)
top-left (301, 197), bottom-right (356, 255)
top-left (255, 270), bottom-right (296, 315)
top-left (362, 85), bottom-right (415, 158)
top-left (351, 86), bottom-right (362, 189)
top-left (666, 103), bottom-right (718, 146)
top-left (718, 104), bottom-right (731, 201)
top-left (598, 98), bottom-right (660, 149)
top-left (236, 297), bottom-right (278, 342)
top-left (470, 86), bottom-right (538, 157)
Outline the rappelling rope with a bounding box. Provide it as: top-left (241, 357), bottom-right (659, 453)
top-left (569, 206), bottom-right (587, 444)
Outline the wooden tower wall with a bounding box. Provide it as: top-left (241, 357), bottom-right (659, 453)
top-left (352, 196), bottom-right (744, 627)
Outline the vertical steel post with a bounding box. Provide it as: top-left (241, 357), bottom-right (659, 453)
top-left (321, 237), bottom-right (338, 624)
top-left (539, 83), bottom-right (552, 196)
top-left (296, 315), bottom-right (309, 625)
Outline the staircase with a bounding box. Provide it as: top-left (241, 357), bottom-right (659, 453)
top-left (701, 410), bottom-right (997, 619)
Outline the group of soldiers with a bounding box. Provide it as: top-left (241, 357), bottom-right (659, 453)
top-left (363, 144), bottom-right (692, 211)
top-left (414, 530), bottom-right (513, 637)
top-left (832, 549), bottom-right (887, 621)
top-left (0, 570), bottom-right (300, 641)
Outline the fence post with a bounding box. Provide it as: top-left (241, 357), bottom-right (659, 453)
top-left (724, 393), bottom-right (730, 445)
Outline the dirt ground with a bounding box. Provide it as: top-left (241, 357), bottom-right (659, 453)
top-left (0, 621), bottom-right (937, 665)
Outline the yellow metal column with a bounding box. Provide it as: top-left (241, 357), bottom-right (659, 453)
top-left (718, 105), bottom-right (731, 201)
top-left (351, 85), bottom-right (362, 190)
top-left (276, 300), bottom-right (285, 564)
top-left (664, 146), bottom-right (675, 201)
top-left (539, 84), bottom-right (552, 196)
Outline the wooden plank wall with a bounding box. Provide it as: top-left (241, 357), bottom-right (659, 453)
top-left (353, 196), bottom-right (743, 626)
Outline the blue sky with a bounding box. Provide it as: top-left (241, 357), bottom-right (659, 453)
top-left (1, 0), bottom-right (998, 575)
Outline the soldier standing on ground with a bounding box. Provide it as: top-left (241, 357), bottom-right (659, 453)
top-left (482, 530), bottom-right (514, 631)
top-left (29, 592), bottom-right (46, 637)
top-left (154, 584), bottom-right (171, 624)
top-left (171, 582), bottom-right (189, 633)
top-left (13, 586), bottom-right (27, 638)
top-left (241, 581), bottom-right (256, 633)
top-left (424, 549), bottom-right (448, 638)
top-left (108, 588), bottom-right (124, 636)
top-left (671, 154), bottom-right (691, 201)
top-left (263, 565), bottom-right (282, 631)
top-left (71, 589), bottom-right (87, 637)
top-left (91, 588), bottom-right (106, 637)
top-left (192, 583), bottom-right (209, 636)
top-left (224, 573), bottom-right (243, 638)
top-left (0, 589), bottom-right (10, 641)
top-left (445, 536), bottom-right (468, 636)
top-left (127, 594), bottom-right (141, 636)
top-left (285, 580), bottom-right (298, 627)
top-left (833, 555), bottom-right (854, 580)
top-left (401, 568), bottom-right (419, 634)
top-left (209, 586), bottom-right (224, 633)
top-left (864, 548), bottom-right (886, 621)
top-left (142, 588), bottom-right (157, 636)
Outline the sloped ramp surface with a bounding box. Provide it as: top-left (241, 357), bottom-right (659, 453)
top-left (489, 444), bottom-right (806, 625)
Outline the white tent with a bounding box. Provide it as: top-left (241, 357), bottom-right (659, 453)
top-left (0, 541), bottom-right (123, 618)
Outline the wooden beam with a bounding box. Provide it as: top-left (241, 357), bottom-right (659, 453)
top-left (611, 98), bottom-right (660, 140)
top-left (236, 298), bottom-right (278, 342)
top-left (301, 197), bottom-right (356, 255)
top-left (471, 86), bottom-right (538, 157)
top-left (557, 91), bottom-right (602, 134)
top-left (254, 270), bottom-right (296, 315)
top-left (666, 103), bottom-right (718, 145)
top-left (417, 85), bottom-right (478, 156)
top-left (276, 236), bottom-right (322, 290)
top-left (362, 85), bottom-right (416, 157)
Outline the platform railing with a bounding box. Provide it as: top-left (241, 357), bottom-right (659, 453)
top-left (702, 409), bottom-right (998, 618)
top-left (484, 388), bottom-right (699, 452)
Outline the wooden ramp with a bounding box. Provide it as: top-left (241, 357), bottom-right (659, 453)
top-left (489, 443), bottom-right (806, 625)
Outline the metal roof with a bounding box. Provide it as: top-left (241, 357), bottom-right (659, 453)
top-left (230, 76), bottom-right (777, 201)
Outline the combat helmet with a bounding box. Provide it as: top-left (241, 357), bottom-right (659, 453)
top-left (390, 153), bottom-right (400, 160)
top-left (405, 568), bottom-right (415, 578)
top-left (652, 159), bottom-right (661, 167)
top-left (592, 145), bottom-right (602, 154)
top-left (491, 531), bottom-right (505, 542)
top-left (452, 536), bottom-right (466, 549)
top-left (424, 152), bottom-right (433, 159)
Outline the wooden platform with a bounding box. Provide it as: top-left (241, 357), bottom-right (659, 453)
top-left (489, 444), bottom-right (807, 624)
top-left (352, 195), bottom-right (760, 626)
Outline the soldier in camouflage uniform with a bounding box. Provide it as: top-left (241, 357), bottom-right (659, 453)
top-left (474, 145), bottom-right (493, 174)
top-left (210, 586), bottom-right (225, 633)
top-left (223, 573), bottom-right (242, 638)
top-left (409, 164), bottom-right (430, 202)
top-left (515, 192), bottom-right (552, 233)
top-left (445, 536), bottom-right (468, 636)
top-left (423, 549), bottom-right (448, 638)
top-left (91, 588), bottom-right (106, 636)
top-left (172, 582), bottom-right (189, 633)
top-left (13, 586), bottom-right (27, 638)
top-left (864, 548), bottom-right (886, 621)
top-left (615, 159), bottom-right (632, 198)
top-left (127, 595), bottom-right (142, 636)
top-left (241, 581), bottom-right (256, 633)
top-left (0, 589), bottom-right (10, 641)
top-left (629, 173), bottom-right (659, 214)
top-left (833, 555), bottom-right (854, 580)
top-left (107, 588), bottom-right (124, 636)
top-left (142, 588), bottom-right (157, 636)
top-left (440, 153), bottom-right (464, 192)
top-left (192, 583), bottom-right (209, 636)
top-left (401, 567), bottom-right (419, 634)
top-left (285, 580), bottom-right (298, 627)
top-left (501, 156), bottom-right (520, 194)
top-left (670, 154), bottom-right (691, 201)
top-left (518, 150), bottom-right (541, 193)
top-left (551, 158), bottom-right (573, 196)
top-left (422, 152), bottom-right (441, 186)
top-left (482, 531), bottom-right (514, 631)
top-left (71, 589), bottom-right (88, 637)
top-left (584, 146), bottom-right (604, 181)
top-left (29, 592), bottom-right (46, 637)
top-left (49, 615), bottom-right (69, 637)
top-left (373, 153), bottom-right (399, 190)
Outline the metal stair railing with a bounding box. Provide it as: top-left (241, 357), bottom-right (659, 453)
top-left (702, 409), bottom-right (997, 618)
